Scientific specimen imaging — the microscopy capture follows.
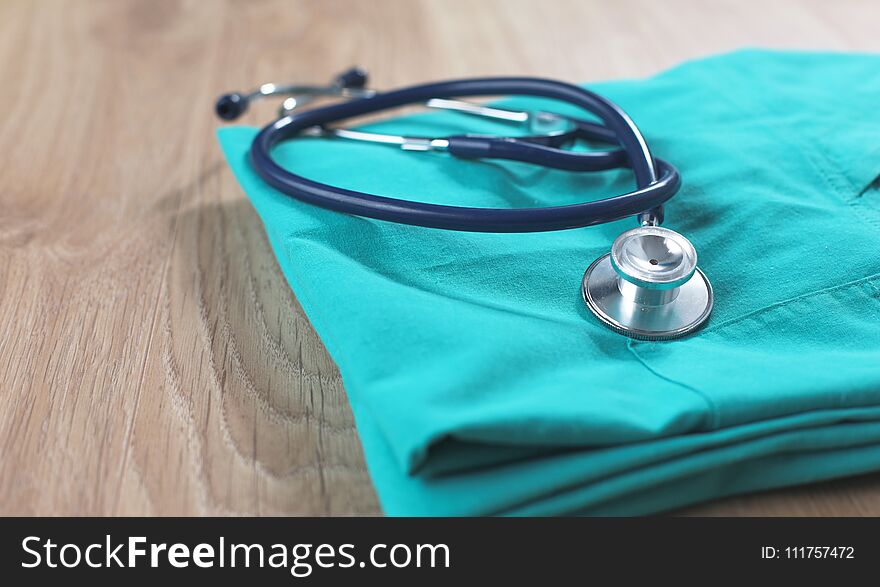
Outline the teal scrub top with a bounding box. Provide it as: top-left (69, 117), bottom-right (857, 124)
top-left (217, 50), bottom-right (880, 516)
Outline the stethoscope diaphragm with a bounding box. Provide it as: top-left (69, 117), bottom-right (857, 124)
top-left (581, 226), bottom-right (713, 340)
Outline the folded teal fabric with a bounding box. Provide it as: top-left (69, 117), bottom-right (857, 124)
top-left (217, 50), bottom-right (880, 516)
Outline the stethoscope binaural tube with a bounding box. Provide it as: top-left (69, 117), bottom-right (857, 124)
top-left (248, 77), bottom-right (678, 232)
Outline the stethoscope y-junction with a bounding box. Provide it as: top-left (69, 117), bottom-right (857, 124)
top-left (216, 68), bottom-right (713, 340)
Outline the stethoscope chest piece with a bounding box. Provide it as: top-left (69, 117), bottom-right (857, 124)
top-left (582, 226), bottom-right (713, 340)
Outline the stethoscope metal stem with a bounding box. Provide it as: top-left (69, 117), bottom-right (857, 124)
top-left (303, 127), bottom-right (451, 151)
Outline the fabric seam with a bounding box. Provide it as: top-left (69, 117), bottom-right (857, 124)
top-left (700, 271), bottom-right (880, 335)
top-left (628, 272), bottom-right (880, 431)
top-left (626, 339), bottom-right (720, 429)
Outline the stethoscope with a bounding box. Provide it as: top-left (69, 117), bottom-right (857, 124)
top-left (216, 68), bottom-right (713, 340)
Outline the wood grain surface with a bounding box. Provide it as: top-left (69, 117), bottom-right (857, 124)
top-left (1, 0), bottom-right (879, 516)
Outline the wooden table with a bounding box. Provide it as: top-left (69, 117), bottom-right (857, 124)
top-left (2, 0), bottom-right (878, 516)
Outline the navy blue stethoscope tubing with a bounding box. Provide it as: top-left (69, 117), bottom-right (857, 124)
top-left (448, 115), bottom-right (623, 168)
top-left (250, 77), bottom-right (680, 232)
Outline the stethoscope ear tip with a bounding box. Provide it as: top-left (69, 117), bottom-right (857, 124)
top-left (216, 92), bottom-right (248, 121)
top-left (334, 66), bottom-right (369, 89)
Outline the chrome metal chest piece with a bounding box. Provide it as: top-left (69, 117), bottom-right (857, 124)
top-left (582, 226), bottom-right (713, 340)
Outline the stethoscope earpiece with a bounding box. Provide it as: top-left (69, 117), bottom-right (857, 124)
top-left (582, 226), bottom-right (713, 340)
top-left (215, 68), bottom-right (376, 122)
top-left (215, 92), bottom-right (248, 121)
top-left (333, 66), bottom-right (369, 90)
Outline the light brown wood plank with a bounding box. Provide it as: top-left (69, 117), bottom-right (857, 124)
top-left (1, 0), bottom-right (878, 516)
